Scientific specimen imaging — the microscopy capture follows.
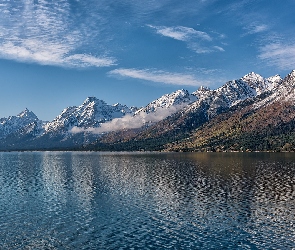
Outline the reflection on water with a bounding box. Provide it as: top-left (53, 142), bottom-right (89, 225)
top-left (42, 152), bottom-right (68, 208)
top-left (0, 152), bottom-right (294, 249)
top-left (71, 153), bottom-right (96, 212)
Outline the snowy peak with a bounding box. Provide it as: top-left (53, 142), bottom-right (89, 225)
top-left (136, 89), bottom-right (197, 114)
top-left (241, 72), bottom-right (267, 95)
top-left (284, 70), bottom-right (295, 83)
top-left (82, 97), bottom-right (106, 106)
top-left (266, 74), bottom-right (282, 84)
top-left (161, 89), bottom-right (195, 106)
top-left (1, 70), bottom-right (295, 150)
top-left (0, 109), bottom-right (40, 139)
top-left (80, 97), bottom-right (132, 116)
top-left (83, 96), bottom-right (98, 103)
top-left (245, 72), bottom-right (264, 90)
top-left (242, 72), bottom-right (264, 83)
top-left (212, 79), bottom-right (255, 107)
top-left (186, 71), bottom-right (283, 117)
top-left (17, 108), bottom-right (38, 120)
top-left (44, 97), bottom-right (136, 133)
top-left (192, 86), bottom-right (212, 100)
top-left (239, 72), bottom-right (283, 95)
top-left (197, 86), bottom-right (210, 92)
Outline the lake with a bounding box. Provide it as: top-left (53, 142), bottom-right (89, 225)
top-left (0, 152), bottom-right (294, 249)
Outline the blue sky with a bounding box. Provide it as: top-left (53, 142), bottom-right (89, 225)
top-left (0, 0), bottom-right (294, 120)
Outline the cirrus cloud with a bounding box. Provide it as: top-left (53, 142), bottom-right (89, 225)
top-left (0, 0), bottom-right (116, 68)
top-left (147, 25), bottom-right (212, 41)
top-left (109, 68), bottom-right (209, 86)
top-left (0, 40), bottom-right (116, 68)
top-left (258, 43), bottom-right (295, 70)
top-left (147, 24), bottom-right (225, 54)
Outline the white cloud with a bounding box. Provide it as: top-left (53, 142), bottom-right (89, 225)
top-left (243, 24), bottom-right (268, 36)
top-left (109, 68), bottom-right (208, 86)
top-left (252, 24), bottom-right (268, 33)
top-left (189, 43), bottom-right (213, 54)
top-left (64, 54), bottom-right (116, 68)
top-left (0, 40), bottom-right (115, 67)
top-left (258, 43), bottom-right (295, 69)
top-left (147, 24), bottom-right (226, 54)
top-left (148, 25), bottom-right (212, 41)
top-left (71, 105), bottom-right (182, 134)
top-left (213, 46), bottom-right (225, 52)
top-left (0, 0), bottom-right (115, 68)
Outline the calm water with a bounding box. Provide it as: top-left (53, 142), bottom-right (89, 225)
top-left (0, 152), bottom-right (295, 249)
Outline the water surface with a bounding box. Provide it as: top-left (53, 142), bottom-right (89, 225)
top-left (0, 152), bottom-right (294, 249)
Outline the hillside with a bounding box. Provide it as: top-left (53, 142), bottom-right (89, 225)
top-left (87, 70), bottom-right (295, 152)
top-left (164, 100), bottom-right (295, 152)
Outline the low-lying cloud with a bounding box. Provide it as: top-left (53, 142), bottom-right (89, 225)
top-left (71, 106), bottom-right (182, 134)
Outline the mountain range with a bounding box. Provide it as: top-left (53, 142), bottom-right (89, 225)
top-left (1, 70), bottom-right (295, 151)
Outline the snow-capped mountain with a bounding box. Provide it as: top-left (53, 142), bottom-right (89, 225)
top-left (0, 108), bottom-right (40, 139)
top-left (135, 89), bottom-right (197, 115)
top-left (89, 70), bottom-right (294, 152)
top-left (253, 70), bottom-right (295, 109)
top-left (186, 72), bottom-right (282, 118)
top-left (0, 70), bottom-right (294, 151)
top-left (44, 97), bottom-right (136, 133)
top-left (241, 72), bottom-right (280, 95)
top-left (0, 98), bottom-right (138, 149)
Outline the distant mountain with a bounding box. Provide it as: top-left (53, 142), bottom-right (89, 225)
top-left (44, 97), bottom-right (136, 133)
top-left (164, 100), bottom-right (295, 152)
top-left (1, 70), bottom-right (295, 151)
top-left (0, 108), bottom-right (41, 139)
top-left (0, 97), bottom-right (137, 150)
top-left (241, 72), bottom-right (281, 95)
top-left (135, 89), bottom-right (197, 115)
top-left (87, 71), bottom-right (292, 152)
top-left (164, 70), bottom-right (295, 152)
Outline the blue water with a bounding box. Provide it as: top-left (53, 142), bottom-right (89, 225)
top-left (0, 152), bottom-right (294, 249)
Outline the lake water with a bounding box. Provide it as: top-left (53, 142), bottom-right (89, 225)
top-left (0, 152), bottom-right (294, 249)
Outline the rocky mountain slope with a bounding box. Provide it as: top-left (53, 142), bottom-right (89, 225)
top-left (135, 89), bottom-right (197, 115)
top-left (163, 70), bottom-right (295, 152)
top-left (44, 97), bottom-right (136, 133)
top-left (0, 97), bottom-right (138, 150)
top-left (0, 109), bottom-right (41, 139)
top-left (1, 70), bottom-right (294, 151)
top-left (86, 71), bottom-right (293, 151)
top-left (165, 100), bottom-right (295, 152)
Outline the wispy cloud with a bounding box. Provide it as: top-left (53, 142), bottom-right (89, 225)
top-left (0, 40), bottom-right (115, 67)
top-left (0, 0), bottom-right (115, 67)
top-left (251, 24), bottom-right (268, 34)
top-left (242, 23), bottom-right (269, 36)
top-left (147, 25), bottom-right (212, 41)
top-left (258, 43), bottom-right (295, 70)
top-left (147, 24), bottom-right (225, 54)
top-left (109, 68), bottom-right (209, 86)
top-left (188, 44), bottom-right (225, 53)
top-left (213, 46), bottom-right (225, 52)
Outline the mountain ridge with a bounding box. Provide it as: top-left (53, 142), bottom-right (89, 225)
top-left (0, 70), bottom-right (294, 151)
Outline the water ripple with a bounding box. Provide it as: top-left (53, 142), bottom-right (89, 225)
top-left (0, 152), bottom-right (295, 249)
